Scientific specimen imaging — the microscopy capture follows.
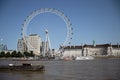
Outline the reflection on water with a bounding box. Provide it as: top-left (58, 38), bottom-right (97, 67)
top-left (0, 71), bottom-right (45, 80)
top-left (0, 59), bottom-right (120, 80)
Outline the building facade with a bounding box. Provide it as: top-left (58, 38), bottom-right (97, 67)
top-left (17, 34), bottom-right (42, 55)
top-left (17, 38), bottom-right (25, 53)
top-left (0, 44), bottom-right (7, 52)
top-left (26, 34), bottom-right (42, 55)
top-left (62, 44), bottom-right (120, 58)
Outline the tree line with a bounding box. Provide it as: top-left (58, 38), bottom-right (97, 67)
top-left (0, 51), bottom-right (35, 58)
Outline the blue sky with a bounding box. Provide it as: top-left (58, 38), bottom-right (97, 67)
top-left (0, 0), bottom-right (120, 50)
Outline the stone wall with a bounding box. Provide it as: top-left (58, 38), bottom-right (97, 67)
top-left (63, 49), bottom-right (82, 58)
top-left (62, 45), bottom-right (120, 58)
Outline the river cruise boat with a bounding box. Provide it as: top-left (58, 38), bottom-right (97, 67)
top-left (0, 63), bottom-right (45, 71)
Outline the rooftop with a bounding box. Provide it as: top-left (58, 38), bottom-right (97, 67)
top-left (63, 44), bottom-right (120, 49)
top-left (29, 34), bottom-right (39, 36)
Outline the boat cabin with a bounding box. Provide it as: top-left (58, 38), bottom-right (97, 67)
top-left (22, 63), bottom-right (32, 66)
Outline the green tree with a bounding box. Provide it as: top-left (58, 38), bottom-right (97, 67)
top-left (5, 52), bottom-right (11, 58)
top-left (30, 51), bottom-right (35, 57)
top-left (17, 52), bottom-right (23, 57)
top-left (11, 50), bottom-right (17, 57)
top-left (23, 51), bottom-right (30, 57)
top-left (0, 51), bottom-right (5, 57)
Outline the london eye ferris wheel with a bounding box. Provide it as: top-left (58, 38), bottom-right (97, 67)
top-left (21, 8), bottom-right (73, 52)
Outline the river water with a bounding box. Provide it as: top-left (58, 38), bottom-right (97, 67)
top-left (0, 59), bottom-right (120, 80)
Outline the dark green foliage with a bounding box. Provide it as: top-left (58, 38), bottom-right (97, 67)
top-left (5, 52), bottom-right (11, 57)
top-left (11, 50), bottom-right (17, 57)
top-left (23, 51), bottom-right (30, 57)
top-left (0, 51), bottom-right (34, 58)
top-left (11, 51), bottom-right (23, 57)
top-left (16, 51), bottom-right (24, 57)
top-left (23, 51), bottom-right (34, 57)
top-left (30, 51), bottom-right (35, 57)
top-left (0, 51), bottom-right (5, 57)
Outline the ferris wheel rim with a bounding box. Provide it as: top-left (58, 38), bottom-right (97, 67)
top-left (22, 8), bottom-right (73, 48)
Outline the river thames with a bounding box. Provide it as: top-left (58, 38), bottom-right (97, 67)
top-left (0, 59), bottom-right (120, 80)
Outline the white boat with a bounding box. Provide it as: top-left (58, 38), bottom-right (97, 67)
top-left (75, 56), bottom-right (94, 60)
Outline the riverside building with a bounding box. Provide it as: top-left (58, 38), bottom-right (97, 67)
top-left (62, 43), bottom-right (120, 58)
top-left (0, 44), bottom-right (7, 52)
top-left (17, 34), bottom-right (42, 55)
top-left (17, 38), bottom-right (25, 53)
top-left (26, 34), bottom-right (42, 55)
top-left (0, 39), bottom-right (7, 52)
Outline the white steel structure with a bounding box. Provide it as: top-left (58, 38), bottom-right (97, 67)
top-left (21, 8), bottom-right (73, 52)
top-left (44, 29), bottom-right (52, 56)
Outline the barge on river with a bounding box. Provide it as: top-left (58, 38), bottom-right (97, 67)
top-left (0, 63), bottom-right (45, 71)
